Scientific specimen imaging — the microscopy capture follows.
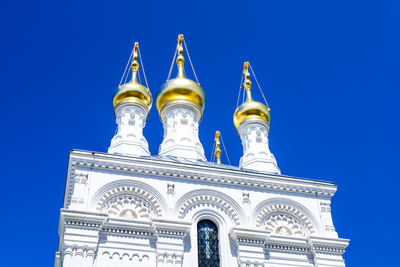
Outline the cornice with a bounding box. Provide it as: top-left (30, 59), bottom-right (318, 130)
top-left (266, 235), bottom-right (311, 253)
top-left (229, 227), bottom-right (348, 256)
top-left (60, 209), bottom-right (108, 230)
top-left (58, 209), bottom-right (108, 252)
top-left (153, 218), bottom-right (191, 237)
top-left (60, 209), bottom-right (194, 239)
top-left (230, 227), bottom-right (270, 245)
top-left (309, 236), bottom-right (349, 255)
top-left (65, 150), bottom-right (337, 207)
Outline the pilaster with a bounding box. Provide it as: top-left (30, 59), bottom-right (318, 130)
top-left (309, 236), bottom-right (349, 267)
top-left (265, 235), bottom-right (314, 266)
top-left (230, 227), bottom-right (269, 267)
top-left (69, 171), bottom-right (89, 210)
top-left (153, 218), bottom-right (191, 267)
top-left (319, 200), bottom-right (339, 238)
top-left (97, 218), bottom-right (157, 267)
top-left (57, 209), bottom-right (107, 267)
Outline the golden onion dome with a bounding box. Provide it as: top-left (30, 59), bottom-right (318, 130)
top-left (113, 42), bottom-right (152, 110)
top-left (233, 62), bottom-right (271, 130)
top-left (156, 34), bottom-right (205, 118)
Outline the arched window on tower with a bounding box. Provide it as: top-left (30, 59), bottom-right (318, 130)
top-left (197, 220), bottom-right (220, 267)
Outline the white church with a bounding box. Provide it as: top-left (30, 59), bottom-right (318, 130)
top-left (54, 35), bottom-right (349, 267)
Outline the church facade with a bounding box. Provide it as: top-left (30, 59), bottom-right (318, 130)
top-left (54, 36), bottom-right (349, 267)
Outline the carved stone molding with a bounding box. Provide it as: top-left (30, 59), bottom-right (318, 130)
top-left (174, 189), bottom-right (246, 225)
top-left (96, 186), bottom-right (162, 217)
top-left (90, 179), bottom-right (168, 217)
top-left (263, 214), bottom-right (308, 237)
top-left (253, 198), bottom-right (320, 235)
top-left (64, 150), bottom-right (337, 211)
top-left (105, 196), bottom-right (152, 220)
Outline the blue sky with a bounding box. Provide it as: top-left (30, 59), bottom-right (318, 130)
top-left (1, 0), bottom-right (399, 265)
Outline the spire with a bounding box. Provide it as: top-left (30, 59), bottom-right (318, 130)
top-left (233, 62), bottom-right (280, 174)
top-left (130, 42), bottom-right (139, 83)
top-left (156, 34), bottom-right (206, 161)
top-left (109, 42), bottom-right (152, 157)
top-left (214, 131), bottom-right (221, 164)
top-left (176, 34), bottom-right (185, 78)
top-left (233, 61), bottom-right (271, 130)
top-left (113, 42), bottom-right (152, 109)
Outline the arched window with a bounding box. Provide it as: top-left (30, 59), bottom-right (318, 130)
top-left (197, 220), bottom-right (220, 267)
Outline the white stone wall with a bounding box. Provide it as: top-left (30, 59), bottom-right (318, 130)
top-left (238, 120), bottom-right (280, 174)
top-left (55, 150), bottom-right (348, 267)
top-left (158, 105), bottom-right (206, 161)
top-left (108, 103), bottom-right (150, 157)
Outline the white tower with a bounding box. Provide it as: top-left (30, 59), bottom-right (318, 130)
top-left (108, 43), bottom-right (152, 156)
top-left (156, 35), bottom-right (206, 161)
top-left (234, 62), bottom-right (280, 174)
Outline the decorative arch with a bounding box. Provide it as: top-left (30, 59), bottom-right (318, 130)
top-left (253, 198), bottom-right (320, 235)
top-left (90, 179), bottom-right (167, 218)
top-left (106, 197), bottom-right (152, 219)
top-left (174, 189), bottom-right (246, 225)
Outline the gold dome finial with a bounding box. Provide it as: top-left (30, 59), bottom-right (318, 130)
top-left (233, 62), bottom-right (271, 130)
top-left (113, 42), bottom-right (152, 110)
top-left (130, 42), bottom-right (139, 83)
top-left (214, 131), bottom-right (221, 164)
top-left (156, 34), bottom-right (205, 119)
top-left (243, 62), bottom-right (253, 102)
top-left (176, 34), bottom-right (185, 78)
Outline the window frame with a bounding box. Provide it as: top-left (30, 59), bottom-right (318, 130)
top-left (189, 210), bottom-right (230, 267)
top-left (197, 219), bottom-right (220, 267)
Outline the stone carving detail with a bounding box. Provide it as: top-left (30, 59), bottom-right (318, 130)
top-left (263, 214), bottom-right (308, 237)
top-left (100, 251), bottom-right (150, 266)
top-left (320, 201), bottom-right (336, 233)
top-left (62, 247), bottom-right (95, 267)
top-left (157, 253), bottom-right (182, 266)
top-left (242, 192), bottom-right (251, 204)
top-left (95, 185), bottom-right (163, 217)
top-left (104, 196), bottom-right (152, 219)
top-left (177, 195), bottom-right (242, 225)
top-left (70, 154), bottom-right (338, 199)
top-left (167, 183), bottom-right (175, 196)
top-left (159, 107), bottom-right (205, 160)
top-left (320, 202), bottom-right (331, 212)
top-left (70, 173), bottom-right (88, 207)
top-left (255, 201), bottom-right (318, 235)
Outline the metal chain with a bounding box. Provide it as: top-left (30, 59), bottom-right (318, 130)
top-left (123, 63), bottom-right (130, 85)
top-left (210, 141), bottom-right (216, 163)
top-left (220, 134), bottom-right (231, 165)
top-left (249, 63), bottom-right (270, 108)
top-left (166, 47), bottom-right (177, 81)
top-left (183, 38), bottom-right (200, 84)
top-left (137, 68), bottom-right (142, 84)
top-left (138, 45), bottom-right (150, 90)
top-left (118, 46), bottom-right (134, 88)
top-left (242, 81), bottom-right (245, 103)
top-left (236, 74), bottom-right (244, 108)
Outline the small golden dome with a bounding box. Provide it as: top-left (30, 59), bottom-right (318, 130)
top-left (156, 35), bottom-right (205, 118)
top-left (233, 62), bottom-right (270, 130)
top-left (113, 43), bottom-right (152, 110)
top-left (156, 77), bottom-right (205, 115)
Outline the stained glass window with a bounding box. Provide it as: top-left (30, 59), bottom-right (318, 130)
top-left (197, 220), bottom-right (220, 267)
